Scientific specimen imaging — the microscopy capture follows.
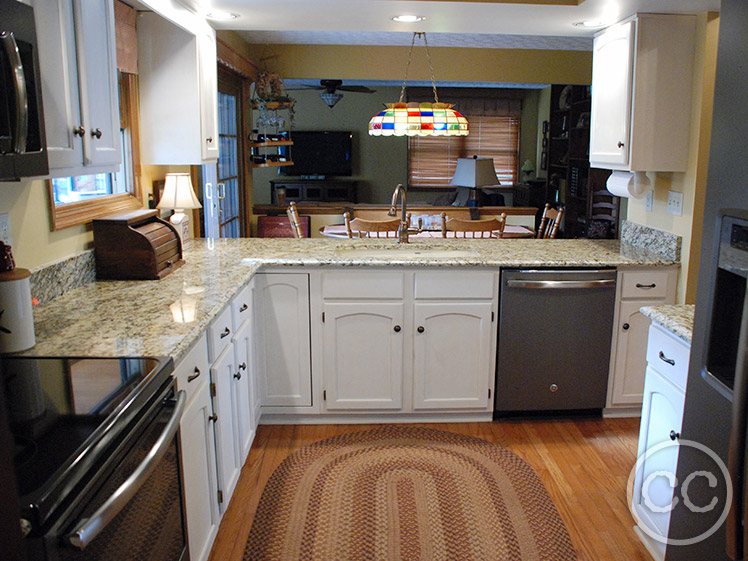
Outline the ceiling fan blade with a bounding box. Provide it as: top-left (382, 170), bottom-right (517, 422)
top-left (286, 85), bottom-right (325, 91)
top-left (338, 85), bottom-right (376, 93)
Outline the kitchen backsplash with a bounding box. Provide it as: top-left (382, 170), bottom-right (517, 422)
top-left (620, 220), bottom-right (681, 262)
top-left (30, 249), bottom-right (96, 305)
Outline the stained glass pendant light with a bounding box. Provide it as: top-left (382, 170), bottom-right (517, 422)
top-left (369, 32), bottom-right (469, 137)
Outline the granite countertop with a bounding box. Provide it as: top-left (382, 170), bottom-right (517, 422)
top-left (640, 304), bottom-right (696, 344)
top-left (24, 237), bottom-right (679, 362)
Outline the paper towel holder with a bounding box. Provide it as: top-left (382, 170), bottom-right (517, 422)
top-left (606, 171), bottom-right (651, 199)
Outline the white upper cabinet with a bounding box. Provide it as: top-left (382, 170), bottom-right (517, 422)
top-left (34, 0), bottom-right (121, 176)
top-left (589, 14), bottom-right (696, 172)
top-left (137, 12), bottom-right (219, 164)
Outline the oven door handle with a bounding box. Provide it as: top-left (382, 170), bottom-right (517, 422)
top-left (67, 390), bottom-right (186, 550)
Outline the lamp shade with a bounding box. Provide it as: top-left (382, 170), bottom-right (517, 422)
top-left (157, 173), bottom-right (202, 210)
top-left (450, 158), bottom-right (499, 188)
top-left (369, 102), bottom-right (469, 137)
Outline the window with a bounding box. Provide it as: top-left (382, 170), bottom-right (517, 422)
top-left (408, 115), bottom-right (520, 188)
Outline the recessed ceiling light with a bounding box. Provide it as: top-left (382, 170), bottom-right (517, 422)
top-left (206, 10), bottom-right (240, 21)
top-left (392, 15), bottom-right (425, 23)
top-left (573, 20), bottom-right (607, 29)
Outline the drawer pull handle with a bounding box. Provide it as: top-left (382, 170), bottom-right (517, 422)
top-left (239, 303), bottom-right (248, 312)
top-left (233, 372), bottom-right (242, 380)
top-left (659, 351), bottom-right (675, 366)
top-left (669, 430), bottom-right (680, 441)
top-left (187, 367), bottom-right (201, 383)
top-left (636, 283), bottom-right (656, 289)
top-left (208, 414), bottom-right (218, 423)
top-left (417, 326), bottom-right (425, 333)
top-left (394, 325), bottom-right (401, 333)
top-left (220, 327), bottom-right (231, 339)
top-left (239, 362), bottom-right (247, 371)
top-left (622, 323), bottom-right (630, 331)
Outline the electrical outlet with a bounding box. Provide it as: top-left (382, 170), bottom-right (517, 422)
top-left (645, 191), bottom-right (653, 212)
top-left (0, 213), bottom-right (10, 246)
top-left (666, 191), bottom-right (684, 216)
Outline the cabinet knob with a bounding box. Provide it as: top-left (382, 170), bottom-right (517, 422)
top-left (90, 128), bottom-right (102, 139)
top-left (73, 126), bottom-right (85, 137)
top-left (617, 141), bottom-right (625, 148)
top-left (669, 430), bottom-right (680, 441)
top-left (239, 362), bottom-right (247, 371)
top-left (550, 383), bottom-right (559, 393)
top-left (417, 326), bottom-right (425, 333)
top-left (622, 323), bottom-right (630, 331)
top-left (220, 327), bottom-right (231, 339)
top-left (233, 372), bottom-right (242, 380)
top-left (206, 137), bottom-right (213, 143)
top-left (393, 325), bottom-right (401, 333)
top-left (187, 367), bottom-right (201, 383)
top-left (208, 414), bottom-right (218, 423)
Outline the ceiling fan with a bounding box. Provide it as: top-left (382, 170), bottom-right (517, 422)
top-left (288, 79), bottom-right (376, 108)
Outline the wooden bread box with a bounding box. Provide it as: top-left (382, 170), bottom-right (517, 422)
top-left (93, 210), bottom-right (184, 280)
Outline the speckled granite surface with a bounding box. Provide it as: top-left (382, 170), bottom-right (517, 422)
top-left (19, 237), bottom-right (680, 362)
top-left (29, 250), bottom-right (96, 305)
top-left (621, 221), bottom-right (681, 262)
top-left (641, 304), bottom-right (695, 344)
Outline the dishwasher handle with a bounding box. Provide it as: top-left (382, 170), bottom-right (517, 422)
top-left (505, 279), bottom-right (616, 290)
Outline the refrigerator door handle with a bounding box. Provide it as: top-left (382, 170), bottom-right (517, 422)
top-left (726, 292), bottom-right (748, 560)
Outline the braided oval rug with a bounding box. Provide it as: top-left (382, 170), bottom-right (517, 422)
top-left (244, 426), bottom-right (577, 561)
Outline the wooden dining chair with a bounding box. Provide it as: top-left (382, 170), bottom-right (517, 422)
top-left (536, 203), bottom-right (564, 239)
top-left (343, 212), bottom-right (403, 238)
top-left (286, 202), bottom-right (304, 238)
top-left (440, 212), bottom-right (507, 238)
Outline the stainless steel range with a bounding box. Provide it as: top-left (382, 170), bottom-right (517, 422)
top-left (0, 356), bottom-right (187, 561)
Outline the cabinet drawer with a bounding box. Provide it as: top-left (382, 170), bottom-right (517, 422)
top-left (231, 283), bottom-right (252, 330)
top-left (620, 270), bottom-right (671, 300)
top-left (414, 271), bottom-right (495, 299)
top-left (174, 333), bottom-right (210, 402)
top-left (646, 324), bottom-right (690, 391)
top-left (207, 305), bottom-right (233, 362)
top-left (322, 271), bottom-right (404, 299)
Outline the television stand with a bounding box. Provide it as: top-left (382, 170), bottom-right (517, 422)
top-left (270, 180), bottom-right (358, 204)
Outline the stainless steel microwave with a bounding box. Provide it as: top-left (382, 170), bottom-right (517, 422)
top-left (0, 0), bottom-right (48, 181)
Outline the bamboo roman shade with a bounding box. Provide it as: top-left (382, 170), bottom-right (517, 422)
top-left (407, 89), bottom-right (521, 188)
top-left (114, 0), bottom-right (137, 74)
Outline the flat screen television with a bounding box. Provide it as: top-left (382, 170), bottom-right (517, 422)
top-left (280, 131), bottom-right (353, 177)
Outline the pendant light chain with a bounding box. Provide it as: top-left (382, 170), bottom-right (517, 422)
top-left (398, 32), bottom-right (440, 104)
top-left (398, 32), bottom-right (418, 103)
top-left (421, 33), bottom-right (439, 104)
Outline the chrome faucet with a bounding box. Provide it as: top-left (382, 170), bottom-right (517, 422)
top-left (388, 183), bottom-right (415, 243)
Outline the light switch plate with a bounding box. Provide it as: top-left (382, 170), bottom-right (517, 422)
top-left (666, 191), bottom-right (683, 216)
top-left (645, 191), bottom-right (653, 212)
top-left (0, 213), bottom-right (11, 245)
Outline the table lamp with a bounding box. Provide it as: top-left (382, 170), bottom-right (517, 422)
top-left (157, 173), bottom-right (202, 243)
top-left (521, 159), bottom-right (535, 182)
top-left (450, 156), bottom-right (499, 219)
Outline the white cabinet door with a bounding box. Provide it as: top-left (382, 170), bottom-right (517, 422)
top-left (412, 302), bottom-right (493, 410)
top-left (633, 365), bottom-right (685, 560)
top-left (254, 274), bottom-right (312, 407)
top-left (73, 0), bottom-right (120, 168)
top-left (198, 31), bottom-right (219, 161)
top-left (589, 20), bottom-right (634, 168)
top-left (209, 343), bottom-right (240, 512)
top-left (609, 300), bottom-right (652, 406)
top-left (232, 319), bottom-right (254, 463)
top-left (322, 302), bottom-right (404, 410)
top-left (178, 378), bottom-right (220, 561)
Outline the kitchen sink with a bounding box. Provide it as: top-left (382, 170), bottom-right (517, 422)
top-left (334, 248), bottom-right (479, 259)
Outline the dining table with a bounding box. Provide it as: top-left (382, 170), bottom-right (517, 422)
top-left (318, 224), bottom-right (536, 239)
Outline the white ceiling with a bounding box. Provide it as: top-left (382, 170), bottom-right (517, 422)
top-left (194, 0), bottom-right (720, 50)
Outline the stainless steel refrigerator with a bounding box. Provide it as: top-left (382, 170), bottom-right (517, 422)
top-left (667, 1), bottom-right (748, 559)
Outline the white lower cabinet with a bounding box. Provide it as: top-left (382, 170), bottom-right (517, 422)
top-left (412, 302), bottom-right (494, 409)
top-left (632, 324), bottom-right (689, 561)
top-left (232, 319), bottom-right (255, 461)
top-left (322, 302), bottom-right (404, 410)
top-left (174, 334), bottom-right (218, 561)
top-left (254, 273), bottom-right (312, 408)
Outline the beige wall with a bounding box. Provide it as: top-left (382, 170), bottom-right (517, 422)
top-left (624, 12), bottom-right (720, 304)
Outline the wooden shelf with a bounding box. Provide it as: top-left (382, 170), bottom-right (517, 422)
top-left (251, 140), bottom-right (293, 148)
top-left (251, 160), bottom-right (294, 169)
top-left (251, 101), bottom-right (294, 110)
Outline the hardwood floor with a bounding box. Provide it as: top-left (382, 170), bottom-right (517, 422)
top-left (207, 418), bottom-right (652, 561)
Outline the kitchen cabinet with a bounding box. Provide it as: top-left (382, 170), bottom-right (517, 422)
top-left (632, 324), bottom-right (689, 561)
top-left (137, 13), bottom-right (219, 164)
top-left (254, 273), bottom-right (312, 408)
top-left (589, 14), bottom-right (696, 172)
top-left (173, 334), bottom-right (219, 561)
top-left (34, 0), bottom-right (121, 176)
top-left (607, 267), bottom-right (678, 411)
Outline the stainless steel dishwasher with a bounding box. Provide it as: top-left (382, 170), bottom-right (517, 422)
top-left (494, 269), bottom-right (616, 415)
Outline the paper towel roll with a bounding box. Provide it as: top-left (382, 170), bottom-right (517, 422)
top-left (606, 171), bottom-right (651, 199)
